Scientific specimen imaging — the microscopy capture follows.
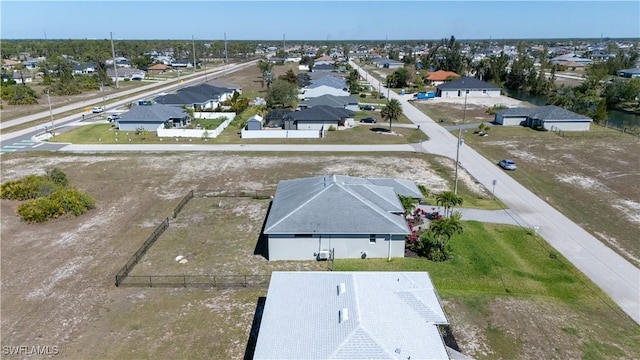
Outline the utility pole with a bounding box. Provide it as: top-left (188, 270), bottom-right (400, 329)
top-left (224, 32), bottom-right (228, 64)
top-left (46, 91), bottom-right (54, 133)
top-left (110, 32), bottom-right (119, 89)
top-left (192, 35), bottom-right (197, 74)
top-left (453, 92), bottom-right (467, 195)
top-left (283, 33), bottom-right (286, 51)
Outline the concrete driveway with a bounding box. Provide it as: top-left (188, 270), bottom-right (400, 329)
top-left (351, 61), bottom-right (640, 323)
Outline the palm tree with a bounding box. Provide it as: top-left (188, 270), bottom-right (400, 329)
top-left (380, 98), bottom-right (402, 131)
top-left (429, 211), bottom-right (464, 254)
top-left (435, 191), bottom-right (463, 218)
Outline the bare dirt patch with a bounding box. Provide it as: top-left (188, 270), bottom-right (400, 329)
top-left (0, 152), bottom-right (457, 359)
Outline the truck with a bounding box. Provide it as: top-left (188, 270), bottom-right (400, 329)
top-left (413, 91), bottom-right (436, 100)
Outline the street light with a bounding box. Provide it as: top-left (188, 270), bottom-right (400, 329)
top-left (453, 91), bottom-right (468, 195)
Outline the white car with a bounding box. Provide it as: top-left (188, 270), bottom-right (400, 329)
top-left (498, 159), bottom-right (517, 171)
top-left (92, 106), bottom-right (104, 113)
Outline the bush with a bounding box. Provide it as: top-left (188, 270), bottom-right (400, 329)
top-left (1, 168), bottom-right (95, 223)
top-left (360, 93), bottom-right (367, 98)
top-left (328, 125), bottom-right (337, 131)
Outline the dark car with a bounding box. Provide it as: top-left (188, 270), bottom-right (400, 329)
top-left (360, 105), bottom-right (375, 111)
top-left (360, 117), bottom-right (377, 123)
top-left (498, 159), bottom-right (517, 170)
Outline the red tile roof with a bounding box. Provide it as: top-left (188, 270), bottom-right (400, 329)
top-left (427, 70), bottom-right (460, 81)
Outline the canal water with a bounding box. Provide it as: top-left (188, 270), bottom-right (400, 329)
top-left (505, 89), bottom-right (640, 131)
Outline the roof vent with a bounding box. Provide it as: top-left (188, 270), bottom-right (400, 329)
top-left (337, 282), bottom-right (346, 295)
top-left (339, 308), bottom-right (349, 323)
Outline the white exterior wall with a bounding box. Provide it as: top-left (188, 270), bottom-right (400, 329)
top-left (439, 89), bottom-right (500, 98)
top-left (156, 117), bottom-right (232, 138)
top-left (297, 121), bottom-right (334, 130)
top-left (496, 115), bottom-right (527, 126)
top-left (241, 129), bottom-right (322, 139)
top-left (267, 234), bottom-right (406, 261)
top-left (545, 121), bottom-right (591, 131)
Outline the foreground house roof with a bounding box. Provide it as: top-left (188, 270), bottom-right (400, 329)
top-left (427, 70), bottom-right (460, 81)
top-left (284, 105), bottom-right (354, 122)
top-left (253, 271), bottom-right (450, 360)
top-left (263, 175), bottom-right (416, 235)
top-left (299, 95), bottom-right (359, 108)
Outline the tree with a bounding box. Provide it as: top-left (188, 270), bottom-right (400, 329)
top-left (346, 69), bottom-right (360, 94)
top-left (380, 98), bottom-right (402, 131)
top-left (278, 69), bottom-right (297, 84)
top-left (342, 43), bottom-right (350, 60)
top-left (428, 211), bottom-right (464, 256)
top-left (413, 75), bottom-right (425, 92)
top-left (257, 59), bottom-right (274, 88)
top-left (265, 79), bottom-right (298, 109)
top-left (398, 195), bottom-right (417, 214)
top-left (435, 191), bottom-right (463, 218)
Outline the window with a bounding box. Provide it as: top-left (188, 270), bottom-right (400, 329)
top-left (369, 235), bottom-right (376, 244)
top-left (483, 89), bottom-right (487, 94)
top-left (465, 89), bottom-right (470, 94)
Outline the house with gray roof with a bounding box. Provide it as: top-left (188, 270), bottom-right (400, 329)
top-left (283, 105), bottom-right (355, 130)
top-left (372, 57), bottom-right (405, 69)
top-left (107, 67), bottom-right (146, 82)
top-left (263, 175), bottom-right (419, 261)
top-left (116, 103), bottom-right (189, 131)
top-left (253, 271), bottom-right (455, 360)
top-left (494, 105), bottom-right (592, 131)
top-left (298, 94), bottom-right (359, 111)
top-left (154, 84), bottom-right (235, 110)
top-left (308, 75), bottom-right (347, 90)
top-left (312, 63), bottom-right (336, 72)
top-left (616, 67), bottom-right (640, 78)
top-left (436, 76), bottom-right (501, 98)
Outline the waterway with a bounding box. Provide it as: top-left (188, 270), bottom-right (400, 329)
top-left (506, 89), bottom-right (640, 131)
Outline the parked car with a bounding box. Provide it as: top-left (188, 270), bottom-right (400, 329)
top-left (92, 106), bottom-right (104, 113)
top-left (107, 114), bottom-right (120, 122)
top-left (360, 117), bottom-right (377, 124)
top-left (498, 159), bottom-right (517, 170)
top-left (360, 105), bottom-right (375, 111)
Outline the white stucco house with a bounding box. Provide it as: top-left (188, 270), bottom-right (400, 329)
top-left (494, 105), bottom-right (593, 131)
top-left (253, 271), bottom-right (456, 360)
top-left (436, 76), bottom-right (501, 98)
top-left (263, 175), bottom-right (422, 261)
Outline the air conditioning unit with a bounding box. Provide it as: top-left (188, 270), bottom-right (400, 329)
top-left (317, 250), bottom-right (330, 261)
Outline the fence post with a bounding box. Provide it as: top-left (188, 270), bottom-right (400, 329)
top-left (183, 276), bottom-right (187, 288)
top-left (149, 276), bottom-right (153, 288)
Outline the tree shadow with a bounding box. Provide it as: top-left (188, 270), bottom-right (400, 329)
top-left (253, 201), bottom-right (272, 259)
top-left (243, 296), bottom-right (267, 360)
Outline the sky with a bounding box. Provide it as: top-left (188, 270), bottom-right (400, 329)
top-left (1, 1), bottom-right (639, 41)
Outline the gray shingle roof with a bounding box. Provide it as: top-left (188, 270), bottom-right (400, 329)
top-left (118, 104), bottom-right (186, 122)
top-left (308, 75), bottom-right (347, 90)
top-left (437, 76), bottom-right (501, 90)
top-left (496, 105), bottom-right (592, 121)
top-left (154, 84), bottom-right (233, 105)
top-left (299, 95), bottom-right (359, 108)
top-left (264, 175), bottom-right (415, 235)
top-left (285, 105), bottom-right (354, 122)
top-left (253, 271), bottom-right (449, 360)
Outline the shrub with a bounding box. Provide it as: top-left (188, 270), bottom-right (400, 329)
top-left (486, 104), bottom-right (508, 115)
top-left (328, 125), bottom-right (337, 131)
top-left (47, 167), bottom-right (69, 186)
top-left (0, 175), bottom-right (52, 201)
top-left (360, 93), bottom-right (367, 98)
top-left (17, 197), bottom-right (65, 223)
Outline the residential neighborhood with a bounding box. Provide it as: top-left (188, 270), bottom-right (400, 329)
top-left (1, 2), bottom-right (639, 358)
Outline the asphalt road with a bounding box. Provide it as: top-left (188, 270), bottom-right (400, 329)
top-left (350, 60), bottom-right (639, 324)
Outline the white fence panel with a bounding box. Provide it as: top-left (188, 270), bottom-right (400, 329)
top-left (157, 117), bottom-right (233, 138)
top-left (241, 129), bottom-right (322, 139)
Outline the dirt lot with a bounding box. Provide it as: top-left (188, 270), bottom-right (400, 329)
top-left (0, 152), bottom-right (457, 359)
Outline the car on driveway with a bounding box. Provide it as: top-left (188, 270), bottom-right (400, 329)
top-left (498, 159), bottom-right (517, 170)
top-left (360, 105), bottom-right (375, 111)
top-left (92, 106), bottom-right (104, 113)
top-left (360, 117), bottom-right (377, 123)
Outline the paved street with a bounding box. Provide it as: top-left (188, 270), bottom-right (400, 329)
top-left (351, 61), bottom-right (639, 324)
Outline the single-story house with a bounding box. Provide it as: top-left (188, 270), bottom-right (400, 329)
top-left (205, 79), bottom-right (242, 94)
top-left (245, 114), bottom-right (264, 131)
top-left (426, 70), bottom-right (460, 85)
top-left (154, 84), bottom-right (235, 110)
top-left (283, 105), bottom-right (354, 130)
top-left (373, 57), bottom-right (405, 69)
top-left (494, 105), bottom-right (592, 131)
top-left (2, 71), bottom-right (33, 84)
top-left (436, 76), bottom-right (501, 98)
top-left (1, 59), bottom-right (22, 67)
top-left (299, 84), bottom-right (350, 100)
top-left (616, 68), bottom-right (640, 78)
top-left (253, 271), bottom-right (453, 360)
top-left (298, 94), bottom-right (359, 111)
top-left (307, 74), bottom-right (347, 90)
top-left (106, 68), bottom-right (146, 82)
top-left (115, 103), bottom-right (189, 131)
top-left (312, 55), bottom-right (335, 66)
top-left (262, 175), bottom-right (418, 261)
top-left (312, 63), bottom-right (336, 72)
top-left (147, 63), bottom-right (171, 74)
top-left (170, 58), bottom-right (193, 68)
top-left (551, 53), bottom-right (593, 67)
top-left (71, 62), bottom-right (97, 75)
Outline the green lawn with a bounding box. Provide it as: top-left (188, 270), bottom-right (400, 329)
top-left (335, 221), bottom-right (640, 359)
